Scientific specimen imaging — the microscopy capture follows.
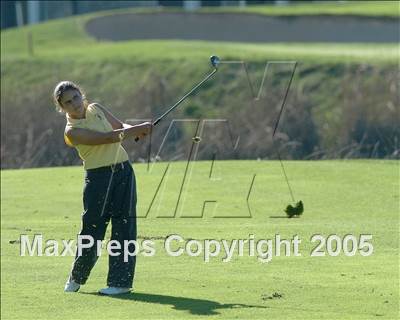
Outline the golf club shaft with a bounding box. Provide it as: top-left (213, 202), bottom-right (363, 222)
top-left (272, 63), bottom-right (297, 202)
top-left (153, 68), bottom-right (217, 126)
top-left (135, 68), bottom-right (217, 141)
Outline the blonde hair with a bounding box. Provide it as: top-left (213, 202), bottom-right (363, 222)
top-left (53, 81), bottom-right (88, 113)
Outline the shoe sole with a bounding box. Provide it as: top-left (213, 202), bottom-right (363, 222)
top-left (98, 290), bottom-right (131, 295)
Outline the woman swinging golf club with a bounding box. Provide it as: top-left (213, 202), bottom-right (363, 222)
top-left (53, 81), bottom-right (152, 295)
top-left (54, 57), bottom-right (228, 295)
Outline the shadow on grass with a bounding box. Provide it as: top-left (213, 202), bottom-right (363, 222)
top-left (269, 216), bottom-right (300, 218)
top-left (80, 291), bottom-right (268, 316)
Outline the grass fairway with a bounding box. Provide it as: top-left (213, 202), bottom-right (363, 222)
top-left (1, 160), bottom-right (399, 319)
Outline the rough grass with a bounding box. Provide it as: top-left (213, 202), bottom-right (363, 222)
top-left (1, 160), bottom-right (399, 319)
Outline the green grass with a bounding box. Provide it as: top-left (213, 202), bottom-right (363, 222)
top-left (1, 5), bottom-right (399, 63)
top-left (204, 1), bottom-right (400, 18)
top-left (1, 160), bottom-right (399, 319)
top-left (1, 8), bottom-right (399, 169)
top-left (3, 39), bottom-right (399, 64)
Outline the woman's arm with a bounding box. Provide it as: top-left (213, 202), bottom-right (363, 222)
top-left (93, 103), bottom-right (124, 130)
top-left (65, 122), bottom-right (152, 146)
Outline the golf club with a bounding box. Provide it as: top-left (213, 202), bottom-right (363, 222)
top-left (135, 55), bottom-right (220, 141)
top-left (271, 62), bottom-right (304, 217)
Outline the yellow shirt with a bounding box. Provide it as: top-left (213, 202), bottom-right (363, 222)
top-left (64, 103), bottom-right (129, 170)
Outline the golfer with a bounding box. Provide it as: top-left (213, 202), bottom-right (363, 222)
top-left (53, 81), bottom-right (151, 295)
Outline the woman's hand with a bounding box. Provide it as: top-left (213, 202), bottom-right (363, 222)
top-left (125, 122), bottom-right (153, 139)
top-left (137, 122), bottom-right (153, 137)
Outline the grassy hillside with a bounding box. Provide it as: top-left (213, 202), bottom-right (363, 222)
top-left (1, 10), bottom-right (399, 168)
top-left (2, 57), bottom-right (399, 167)
top-left (2, 21), bottom-right (398, 62)
top-left (1, 160), bottom-right (399, 319)
top-left (1, 6), bottom-right (399, 62)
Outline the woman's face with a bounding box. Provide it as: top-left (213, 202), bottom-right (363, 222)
top-left (59, 89), bottom-right (85, 118)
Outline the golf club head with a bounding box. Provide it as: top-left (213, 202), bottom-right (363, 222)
top-left (192, 136), bottom-right (202, 143)
top-left (210, 55), bottom-right (220, 69)
top-left (285, 200), bottom-right (304, 218)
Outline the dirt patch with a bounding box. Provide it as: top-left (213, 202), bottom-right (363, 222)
top-left (261, 292), bottom-right (284, 301)
top-left (85, 12), bottom-right (399, 43)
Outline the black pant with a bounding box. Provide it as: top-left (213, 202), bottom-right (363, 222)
top-left (70, 161), bottom-right (137, 288)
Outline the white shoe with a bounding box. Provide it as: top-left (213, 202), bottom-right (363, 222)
top-left (64, 276), bottom-right (80, 292)
top-left (98, 287), bottom-right (131, 295)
